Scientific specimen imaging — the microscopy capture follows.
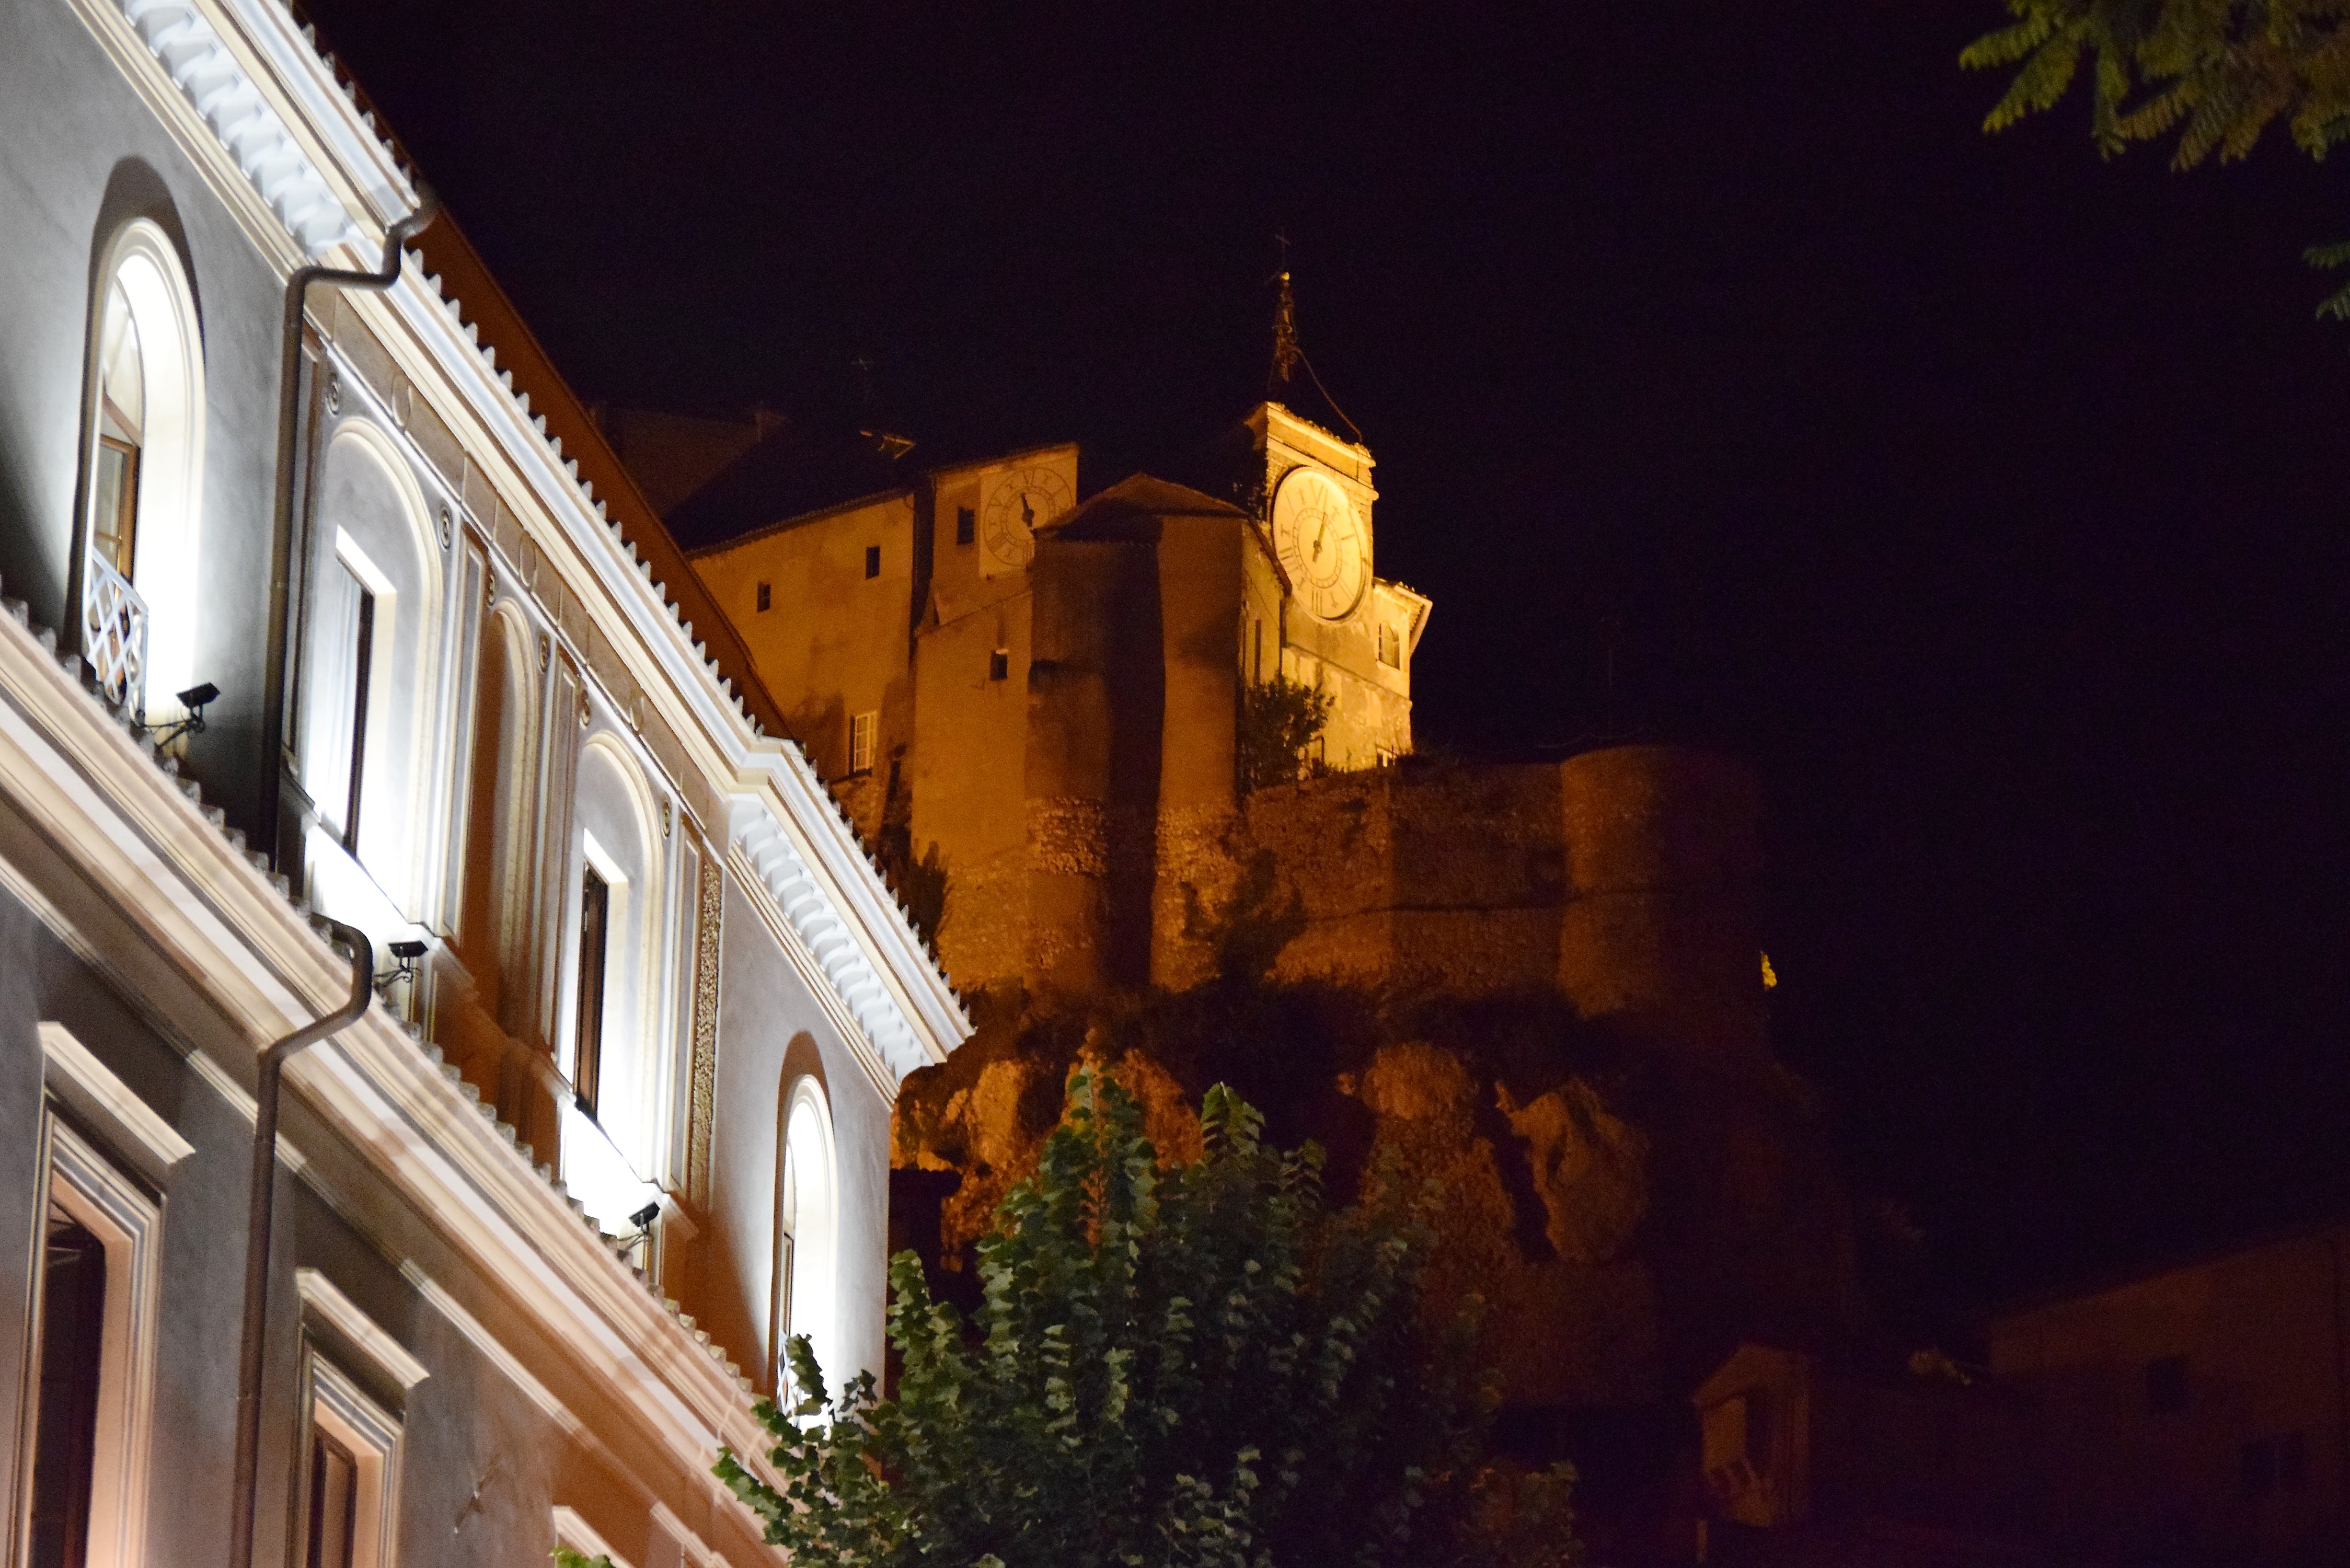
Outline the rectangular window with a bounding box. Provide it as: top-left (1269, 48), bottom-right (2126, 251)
top-left (864, 545), bottom-right (881, 579)
top-left (29, 1204), bottom-right (106, 1568)
top-left (989, 649), bottom-right (1009, 682)
top-left (295, 1338), bottom-right (405, 1568)
top-left (2147, 1354), bottom-right (2188, 1414)
top-left (307, 1427), bottom-right (359, 1568)
top-left (1378, 622), bottom-right (1401, 667)
top-left (849, 711), bottom-right (877, 775)
top-left (1252, 619), bottom-right (1263, 685)
top-left (25, 1115), bottom-right (164, 1568)
top-left (574, 868), bottom-right (609, 1119)
top-left (91, 435), bottom-right (139, 577)
top-left (755, 581), bottom-right (771, 613)
top-left (955, 507), bottom-right (975, 546)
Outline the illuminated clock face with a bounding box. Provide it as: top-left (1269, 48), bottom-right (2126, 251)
top-left (983, 466), bottom-right (1073, 569)
top-left (1270, 467), bottom-right (1367, 622)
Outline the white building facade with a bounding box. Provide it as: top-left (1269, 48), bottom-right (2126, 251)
top-left (0, 0), bottom-right (968, 1562)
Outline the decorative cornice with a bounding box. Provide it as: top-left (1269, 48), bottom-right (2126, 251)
top-left (727, 818), bottom-right (927, 1098)
top-left (117, 0), bottom-right (361, 256)
top-left (366, 252), bottom-right (967, 1079)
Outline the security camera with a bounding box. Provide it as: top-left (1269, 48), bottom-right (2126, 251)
top-left (629, 1201), bottom-right (662, 1231)
top-left (144, 681), bottom-right (221, 745)
top-left (388, 939), bottom-right (429, 961)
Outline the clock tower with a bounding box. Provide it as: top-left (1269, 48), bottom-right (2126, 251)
top-left (1232, 273), bottom-right (1430, 770)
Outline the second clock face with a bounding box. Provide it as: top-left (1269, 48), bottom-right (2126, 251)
top-left (1270, 467), bottom-right (1367, 622)
top-left (983, 466), bottom-right (1073, 570)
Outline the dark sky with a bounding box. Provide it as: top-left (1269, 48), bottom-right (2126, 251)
top-left (306, 0), bottom-right (2350, 1320)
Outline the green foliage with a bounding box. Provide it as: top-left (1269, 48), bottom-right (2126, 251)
top-left (715, 1068), bottom-right (1582, 1568)
top-left (1963, 0), bottom-right (2350, 166)
top-left (552, 1551), bottom-right (612, 1568)
top-left (1237, 676), bottom-right (1332, 793)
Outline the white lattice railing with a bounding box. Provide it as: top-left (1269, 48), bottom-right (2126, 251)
top-left (81, 546), bottom-right (149, 716)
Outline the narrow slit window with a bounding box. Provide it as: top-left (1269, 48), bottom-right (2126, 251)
top-left (771, 1134), bottom-right (797, 1394)
top-left (342, 580), bottom-right (376, 852)
top-left (864, 545), bottom-right (881, 579)
top-left (755, 580), bottom-right (771, 613)
top-left (574, 867), bottom-right (609, 1119)
top-left (955, 506), bottom-right (975, 546)
top-left (989, 648), bottom-right (1009, 682)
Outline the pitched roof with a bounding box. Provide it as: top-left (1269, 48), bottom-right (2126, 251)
top-left (667, 420), bottom-right (920, 552)
top-left (1041, 472), bottom-right (1247, 541)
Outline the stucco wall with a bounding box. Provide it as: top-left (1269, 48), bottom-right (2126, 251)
top-left (0, 830), bottom-right (773, 1566)
top-left (0, 0), bottom-right (287, 841)
top-left (705, 874), bottom-right (893, 1399)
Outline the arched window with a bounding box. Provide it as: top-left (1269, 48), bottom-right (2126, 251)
top-left (455, 604), bottom-right (537, 1031)
top-left (80, 220), bottom-right (204, 715)
top-left (771, 1075), bottom-right (838, 1398)
top-left (296, 423), bottom-right (440, 907)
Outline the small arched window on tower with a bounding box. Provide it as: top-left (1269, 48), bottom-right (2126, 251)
top-left (80, 220), bottom-right (205, 718)
top-left (770, 1075), bottom-right (837, 1398)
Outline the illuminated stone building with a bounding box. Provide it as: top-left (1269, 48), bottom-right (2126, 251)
top-left (0, 3), bottom-right (965, 1564)
top-left (683, 383), bottom-right (1431, 996)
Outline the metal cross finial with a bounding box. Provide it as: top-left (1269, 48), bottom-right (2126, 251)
top-left (1269, 232), bottom-right (1301, 392)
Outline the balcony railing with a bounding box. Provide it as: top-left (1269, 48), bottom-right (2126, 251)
top-left (80, 545), bottom-right (149, 716)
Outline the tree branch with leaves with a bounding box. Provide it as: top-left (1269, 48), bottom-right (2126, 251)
top-left (699, 1067), bottom-right (1580, 1568)
top-left (1965, 0), bottom-right (2350, 312)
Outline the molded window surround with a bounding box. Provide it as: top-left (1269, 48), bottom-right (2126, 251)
top-left (14, 1114), bottom-right (165, 1568)
top-left (551, 1504), bottom-right (637, 1568)
top-left (79, 217), bottom-right (206, 716)
top-left (294, 1347), bottom-right (404, 1568)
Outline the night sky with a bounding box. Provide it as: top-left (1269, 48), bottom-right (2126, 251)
top-left (305, 1), bottom-right (2350, 1323)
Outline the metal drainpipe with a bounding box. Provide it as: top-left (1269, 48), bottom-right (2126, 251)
top-left (224, 920), bottom-right (373, 1568)
top-left (257, 193), bottom-right (437, 868)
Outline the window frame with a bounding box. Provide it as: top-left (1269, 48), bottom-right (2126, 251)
top-left (75, 217), bottom-right (205, 716)
top-left (848, 711), bottom-right (877, 776)
top-left (293, 1350), bottom-right (403, 1568)
top-left (551, 1505), bottom-right (637, 1568)
top-left (574, 860), bottom-right (613, 1119)
top-left (13, 1113), bottom-right (166, 1568)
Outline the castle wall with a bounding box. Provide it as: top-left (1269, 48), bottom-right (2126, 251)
top-left (690, 492), bottom-right (918, 828)
top-left (1024, 533), bottom-right (1164, 995)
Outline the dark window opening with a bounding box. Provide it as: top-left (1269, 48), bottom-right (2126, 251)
top-left (306, 1426), bottom-right (360, 1568)
top-left (2147, 1354), bottom-right (2188, 1415)
top-left (29, 1205), bottom-right (107, 1568)
top-left (755, 581), bottom-right (771, 613)
top-left (342, 583), bottom-right (375, 853)
top-left (989, 649), bottom-right (1009, 682)
top-left (2243, 1432), bottom-right (2307, 1497)
top-left (864, 545), bottom-right (881, 579)
top-left (574, 867), bottom-right (609, 1118)
top-left (1252, 620), bottom-right (1263, 685)
top-left (955, 506), bottom-right (975, 546)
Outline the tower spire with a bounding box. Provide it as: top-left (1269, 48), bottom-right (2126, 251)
top-left (1269, 231), bottom-right (1301, 394)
